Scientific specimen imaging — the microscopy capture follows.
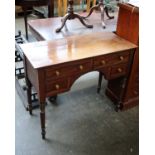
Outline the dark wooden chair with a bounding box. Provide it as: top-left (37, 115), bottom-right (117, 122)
top-left (15, 0), bottom-right (53, 40)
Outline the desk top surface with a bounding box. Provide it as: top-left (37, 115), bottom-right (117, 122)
top-left (28, 12), bottom-right (117, 41)
top-left (21, 32), bottom-right (137, 69)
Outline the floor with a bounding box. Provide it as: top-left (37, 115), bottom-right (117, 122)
top-left (15, 9), bottom-right (139, 155)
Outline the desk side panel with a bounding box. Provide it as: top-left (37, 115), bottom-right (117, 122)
top-left (26, 58), bottom-right (39, 94)
top-left (123, 48), bottom-right (139, 109)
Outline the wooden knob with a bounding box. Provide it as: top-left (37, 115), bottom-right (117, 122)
top-left (56, 70), bottom-right (60, 76)
top-left (117, 68), bottom-right (122, 72)
top-left (101, 60), bottom-right (106, 65)
top-left (55, 84), bottom-right (60, 90)
top-left (79, 65), bottom-right (83, 70)
top-left (120, 56), bottom-right (124, 60)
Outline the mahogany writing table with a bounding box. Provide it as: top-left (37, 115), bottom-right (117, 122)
top-left (27, 4), bottom-right (139, 110)
top-left (20, 32), bottom-right (137, 139)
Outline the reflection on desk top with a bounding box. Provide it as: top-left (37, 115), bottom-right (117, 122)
top-left (28, 12), bottom-right (117, 41)
top-left (20, 32), bottom-right (137, 69)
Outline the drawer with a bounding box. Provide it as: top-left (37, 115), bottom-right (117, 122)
top-left (93, 51), bottom-right (130, 69)
top-left (45, 59), bottom-right (92, 80)
top-left (46, 78), bottom-right (69, 95)
top-left (109, 64), bottom-right (128, 79)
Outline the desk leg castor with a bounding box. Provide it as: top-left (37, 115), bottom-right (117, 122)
top-left (115, 102), bottom-right (122, 112)
top-left (42, 130), bottom-right (46, 140)
top-left (48, 95), bottom-right (57, 104)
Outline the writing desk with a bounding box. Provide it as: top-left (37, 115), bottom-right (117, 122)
top-left (20, 32), bottom-right (137, 139)
top-left (28, 4), bottom-right (139, 110)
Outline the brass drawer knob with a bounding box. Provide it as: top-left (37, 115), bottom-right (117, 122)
top-left (79, 65), bottom-right (84, 70)
top-left (55, 84), bottom-right (60, 90)
top-left (56, 70), bottom-right (60, 76)
top-left (120, 56), bottom-right (124, 60)
top-left (117, 68), bottom-right (122, 73)
top-left (101, 60), bottom-right (106, 65)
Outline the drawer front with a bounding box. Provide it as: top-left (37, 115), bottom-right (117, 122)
top-left (45, 59), bottom-right (92, 80)
top-left (93, 51), bottom-right (130, 69)
top-left (109, 64), bottom-right (128, 79)
top-left (46, 78), bottom-right (69, 95)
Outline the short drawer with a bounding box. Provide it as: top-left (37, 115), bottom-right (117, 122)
top-left (46, 78), bottom-right (69, 95)
top-left (109, 64), bottom-right (128, 79)
top-left (93, 51), bottom-right (130, 69)
top-left (45, 59), bottom-right (92, 80)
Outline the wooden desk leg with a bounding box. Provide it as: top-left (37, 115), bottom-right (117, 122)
top-left (115, 77), bottom-right (128, 112)
top-left (39, 101), bottom-right (46, 139)
top-left (26, 78), bottom-right (33, 115)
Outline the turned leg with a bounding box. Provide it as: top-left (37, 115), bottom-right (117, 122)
top-left (97, 72), bottom-right (103, 93)
top-left (40, 101), bottom-right (46, 139)
top-left (26, 78), bottom-right (32, 115)
top-left (74, 13), bottom-right (93, 28)
top-left (115, 77), bottom-right (127, 111)
top-left (105, 7), bottom-right (114, 19)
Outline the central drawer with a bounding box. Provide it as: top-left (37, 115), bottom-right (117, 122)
top-left (45, 59), bottom-right (92, 80)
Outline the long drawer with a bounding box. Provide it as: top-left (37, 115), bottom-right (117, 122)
top-left (45, 59), bottom-right (93, 80)
top-left (93, 50), bottom-right (130, 69)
